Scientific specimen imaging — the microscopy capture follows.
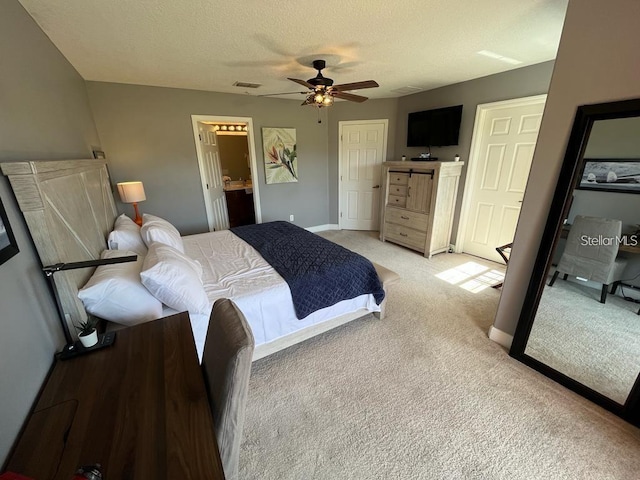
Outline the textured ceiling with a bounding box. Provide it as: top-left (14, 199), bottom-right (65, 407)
top-left (19, 0), bottom-right (568, 101)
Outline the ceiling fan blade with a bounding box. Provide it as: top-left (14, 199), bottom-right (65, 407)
top-left (258, 91), bottom-right (307, 97)
top-left (288, 77), bottom-right (315, 89)
top-left (332, 91), bottom-right (369, 103)
top-left (332, 80), bottom-right (379, 91)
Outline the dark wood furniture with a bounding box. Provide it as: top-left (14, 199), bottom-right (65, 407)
top-left (225, 188), bottom-right (255, 227)
top-left (4, 312), bottom-right (225, 480)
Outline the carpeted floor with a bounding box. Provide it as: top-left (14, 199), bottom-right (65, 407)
top-left (239, 230), bottom-right (640, 480)
top-left (528, 277), bottom-right (640, 405)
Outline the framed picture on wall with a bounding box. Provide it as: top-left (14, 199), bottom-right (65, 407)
top-left (0, 196), bottom-right (19, 266)
top-left (262, 127), bottom-right (298, 184)
top-left (577, 158), bottom-right (640, 194)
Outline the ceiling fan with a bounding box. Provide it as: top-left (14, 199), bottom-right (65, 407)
top-left (263, 59), bottom-right (379, 107)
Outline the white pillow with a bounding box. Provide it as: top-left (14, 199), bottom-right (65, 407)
top-left (140, 213), bottom-right (184, 252)
top-left (78, 249), bottom-right (163, 326)
top-left (140, 243), bottom-right (211, 316)
top-left (107, 214), bottom-right (147, 256)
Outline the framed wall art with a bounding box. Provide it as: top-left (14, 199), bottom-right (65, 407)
top-left (262, 127), bottom-right (297, 184)
top-left (578, 158), bottom-right (640, 194)
top-left (0, 196), bottom-right (19, 265)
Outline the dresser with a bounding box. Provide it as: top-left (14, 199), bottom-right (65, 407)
top-left (4, 313), bottom-right (225, 480)
top-left (380, 161), bottom-right (463, 258)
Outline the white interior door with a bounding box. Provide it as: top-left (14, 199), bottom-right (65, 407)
top-left (339, 120), bottom-right (388, 230)
top-left (461, 96), bottom-right (546, 262)
top-left (197, 122), bottom-right (229, 231)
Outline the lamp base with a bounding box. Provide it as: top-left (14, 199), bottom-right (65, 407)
top-left (56, 332), bottom-right (116, 360)
top-left (132, 202), bottom-right (142, 226)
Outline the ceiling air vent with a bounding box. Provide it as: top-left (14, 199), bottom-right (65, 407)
top-left (390, 86), bottom-right (423, 95)
top-left (233, 81), bottom-right (262, 89)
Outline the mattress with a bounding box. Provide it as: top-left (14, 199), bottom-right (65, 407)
top-left (182, 230), bottom-right (380, 360)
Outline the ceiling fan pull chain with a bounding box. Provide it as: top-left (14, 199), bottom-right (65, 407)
top-left (317, 107), bottom-right (322, 124)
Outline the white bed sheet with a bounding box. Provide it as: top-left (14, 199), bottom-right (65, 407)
top-left (181, 230), bottom-right (380, 359)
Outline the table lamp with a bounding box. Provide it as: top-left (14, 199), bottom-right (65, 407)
top-left (117, 181), bottom-right (146, 226)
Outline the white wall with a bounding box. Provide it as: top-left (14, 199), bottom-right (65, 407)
top-left (493, 0), bottom-right (640, 337)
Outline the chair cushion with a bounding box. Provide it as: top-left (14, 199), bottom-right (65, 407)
top-left (201, 299), bottom-right (255, 480)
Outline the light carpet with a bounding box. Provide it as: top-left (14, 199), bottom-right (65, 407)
top-left (240, 230), bottom-right (640, 480)
top-left (528, 277), bottom-right (640, 405)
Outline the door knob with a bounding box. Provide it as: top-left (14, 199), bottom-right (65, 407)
top-left (373, 185), bottom-right (380, 189)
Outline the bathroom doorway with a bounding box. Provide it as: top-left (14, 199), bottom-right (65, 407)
top-left (191, 115), bottom-right (261, 231)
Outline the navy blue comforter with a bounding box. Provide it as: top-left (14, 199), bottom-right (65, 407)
top-left (230, 221), bottom-right (385, 319)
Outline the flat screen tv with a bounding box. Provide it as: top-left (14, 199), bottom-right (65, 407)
top-left (407, 105), bottom-right (463, 147)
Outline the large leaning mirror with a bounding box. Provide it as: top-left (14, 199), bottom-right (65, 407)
top-left (511, 98), bottom-right (640, 427)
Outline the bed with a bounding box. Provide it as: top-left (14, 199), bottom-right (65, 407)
top-left (2, 159), bottom-right (396, 360)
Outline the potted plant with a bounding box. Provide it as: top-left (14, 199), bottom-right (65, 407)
top-left (74, 315), bottom-right (99, 348)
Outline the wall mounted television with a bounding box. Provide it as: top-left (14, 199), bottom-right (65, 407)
top-left (407, 105), bottom-right (463, 147)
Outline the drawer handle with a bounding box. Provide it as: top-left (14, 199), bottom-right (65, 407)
top-left (401, 215), bottom-right (409, 220)
top-left (399, 232), bottom-right (408, 237)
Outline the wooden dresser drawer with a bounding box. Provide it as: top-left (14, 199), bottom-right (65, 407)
top-left (388, 184), bottom-right (408, 196)
top-left (387, 194), bottom-right (407, 207)
top-left (389, 173), bottom-right (409, 186)
top-left (385, 207), bottom-right (429, 231)
top-left (384, 223), bottom-right (426, 250)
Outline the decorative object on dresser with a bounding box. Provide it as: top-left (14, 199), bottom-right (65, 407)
top-left (0, 196), bottom-right (19, 266)
top-left (116, 181), bottom-right (146, 225)
top-left (73, 315), bottom-right (99, 348)
top-left (380, 161), bottom-right (463, 258)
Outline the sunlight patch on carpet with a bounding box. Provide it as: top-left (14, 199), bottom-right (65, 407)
top-left (435, 261), bottom-right (505, 292)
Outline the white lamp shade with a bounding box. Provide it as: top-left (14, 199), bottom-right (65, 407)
top-left (117, 181), bottom-right (146, 203)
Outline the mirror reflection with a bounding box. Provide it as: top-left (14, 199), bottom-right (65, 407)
top-left (525, 115), bottom-right (640, 405)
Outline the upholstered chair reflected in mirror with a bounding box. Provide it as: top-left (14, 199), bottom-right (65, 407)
top-left (548, 215), bottom-right (628, 303)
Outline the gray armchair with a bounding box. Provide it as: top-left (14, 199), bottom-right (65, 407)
top-left (549, 215), bottom-right (628, 303)
top-left (201, 298), bottom-right (255, 480)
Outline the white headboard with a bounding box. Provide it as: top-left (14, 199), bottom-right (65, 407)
top-left (1, 160), bottom-right (117, 336)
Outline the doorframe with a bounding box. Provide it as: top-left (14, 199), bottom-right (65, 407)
top-left (338, 119), bottom-right (389, 230)
top-left (455, 94), bottom-right (547, 253)
top-left (191, 114), bottom-right (262, 231)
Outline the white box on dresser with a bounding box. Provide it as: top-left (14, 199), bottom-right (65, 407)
top-left (380, 161), bottom-right (464, 258)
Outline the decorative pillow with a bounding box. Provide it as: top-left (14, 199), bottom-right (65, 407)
top-left (78, 249), bottom-right (163, 326)
top-left (107, 214), bottom-right (147, 256)
top-left (140, 213), bottom-right (184, 253)
top-left (140, 243), bottom-right (211, 316)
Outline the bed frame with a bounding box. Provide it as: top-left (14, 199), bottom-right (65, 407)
top-left (2, 160), bottom-right (117, 337)
top-left (2, 159), bottom-right (397, 359)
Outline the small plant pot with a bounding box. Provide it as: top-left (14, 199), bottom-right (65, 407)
top-left (79, 329), bottom-right (98, 348)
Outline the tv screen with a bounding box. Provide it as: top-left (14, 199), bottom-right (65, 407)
top-left (407, 105), bottom-right (463, 147)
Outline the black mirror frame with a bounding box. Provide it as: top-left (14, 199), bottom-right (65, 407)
top-left (0, 196), bottom-right (19, 266)
top-left (510, 97), bottom-right (640, 427)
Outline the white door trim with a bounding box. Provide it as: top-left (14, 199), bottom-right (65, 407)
top-left (191, 115), bottom-right (262, 231)
top-left (455, 94), bottom-right (547, 253)
top-left (338, 119), bottom-right (388, 230)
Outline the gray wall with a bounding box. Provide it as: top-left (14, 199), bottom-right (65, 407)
top-left (493, 0), bottom-right (640, 336)
top-left (395, 61), bottom-right (555, 241)
top-left (86, 83), bottom-right (330, 233)
top-left (0, 0), bottom-right (101, 465)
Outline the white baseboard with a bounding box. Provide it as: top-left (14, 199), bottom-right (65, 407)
top-left (306, 224), bottom-right (340, 233)
top-left (488, 325), bottom-right (513, 349)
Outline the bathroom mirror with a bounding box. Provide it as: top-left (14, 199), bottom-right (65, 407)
top-left (511, 98), bottom-right (640, 426)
